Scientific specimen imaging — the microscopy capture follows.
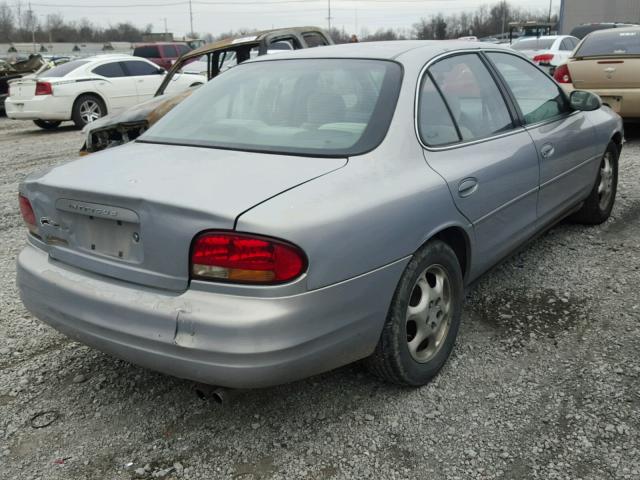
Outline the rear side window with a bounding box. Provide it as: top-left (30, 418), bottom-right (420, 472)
top-left (429, 54), bottom-right (513, 142)
top-left (418, 75), bottom-right (459, 147)
top-left (511, 38), bottom-right (555, 51)
top-left (576, 29), bottom-right (640, 56)
top-left (123, 60), bottom-right (160, 76)
top-left (487, 52), bottom-right (570, 125)
top-left (42, 60), bottom-right (89, 77)
top-left (92, 62), bottom-right (126, 78)
top-left (134, 45), bottom-right (160, 58)
top-left (163, 45), bottom-right (178, 57)
top-left (176, 44), bottom-right (191, 55)
top-left (560, 39), bottom-right (572, 51)
top-left (303, 32), bottom-right (328, 48)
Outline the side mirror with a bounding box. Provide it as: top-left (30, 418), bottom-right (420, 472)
top-left (570, 90), bottom-right (602, 112)
top-left (156, 67), bottom-right (165, 75)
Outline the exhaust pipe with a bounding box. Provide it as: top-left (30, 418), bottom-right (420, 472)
top-left (194, 384), bottom-right (234, 405)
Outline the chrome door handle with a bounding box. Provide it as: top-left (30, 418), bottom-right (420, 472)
top-left (540, 144), bottom-right (555, 158)
top-left (458, 178), bottom-right (478, 198)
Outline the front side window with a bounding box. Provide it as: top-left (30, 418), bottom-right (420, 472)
top-left (418, 75), bottom-right (460, 147)
top-left (486, 52), bottom-right (570, 125)
top-left (141, 59), bottom-right (402, 157)
top-left (123, 60), bottom-right (160, 76)
top-left (92, 62), bottom-right (126, 78)
top-left (429, 53), bottom-right (513, 142)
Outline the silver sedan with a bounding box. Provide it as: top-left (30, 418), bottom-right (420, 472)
top-left (17, 41), bottom-right (623, 388)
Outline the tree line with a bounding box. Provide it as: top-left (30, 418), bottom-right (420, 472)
top-left (0, 1), bottom-right (556, 45)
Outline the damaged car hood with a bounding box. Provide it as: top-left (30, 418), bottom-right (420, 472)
top-left (83, 89), bottom-right (194, 134)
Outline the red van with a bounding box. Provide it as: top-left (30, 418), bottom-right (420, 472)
top-left (133, 42), bottom-right (191, 70)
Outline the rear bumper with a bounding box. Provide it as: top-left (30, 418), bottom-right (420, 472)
top-left (561, 85), bottom-right (640, 118)
top-left (5, 95), bottom-right (72, 121)
top-left (17, 244), bottom-right (407, 388)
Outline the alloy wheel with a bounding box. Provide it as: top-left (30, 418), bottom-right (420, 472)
top-left (405, 264), bottom-right (452, 363)
top-left (598, 151), bottom-right (614, 211)
top-left (79, 100), bottom-right (102, 124)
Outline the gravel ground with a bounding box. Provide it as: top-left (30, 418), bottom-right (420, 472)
top-left (0, 118), bottom-right (639, 480)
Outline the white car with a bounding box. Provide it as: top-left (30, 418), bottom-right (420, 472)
top-left (5, 54), bottom-right (206, 129)
top-left (510, 35), bottom-right (580, 74)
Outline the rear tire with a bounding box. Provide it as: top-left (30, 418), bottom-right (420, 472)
top-left (365, 240), bottom-right (464, 386)
top-left (571, 141), bottom-right (619, 225)
top-left (72, 94), bottom-right (106, 129)
top-left (33, 119), bottom-right (61, 130)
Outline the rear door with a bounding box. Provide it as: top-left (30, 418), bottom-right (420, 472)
top-left (418, 52), bottom-right (540, 275)
top-left (486, 51), bottom-right (598, 224)
top-left (91, 61), bottom-right (137, 113)
top-left (122, 60), bottom-right (165, 102)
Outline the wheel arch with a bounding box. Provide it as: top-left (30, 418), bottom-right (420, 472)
top-left (611, 130), bottom-right (623, 153)
top-left (419, 224), bottom-right (472, 282)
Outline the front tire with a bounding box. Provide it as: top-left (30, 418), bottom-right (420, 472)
top-left (33, 119), bottom-right (61, 130)
top-left (365, 240), bottom-right (464, 386)
top-left (72, 94), bottom-right (106, 128)
top-left (571, 141), bottom-right (619, 225)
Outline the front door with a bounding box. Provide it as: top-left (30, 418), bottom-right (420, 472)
top-left (418, 53), bottom-right (540, 277)
top-left (485, 51), bottom-right (598, 224)
top-left (122, 60), bottom-right (165, 103)
top-left (91, 61), bottom-right (138, 114)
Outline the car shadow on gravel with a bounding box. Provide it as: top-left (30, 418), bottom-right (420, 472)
top-left (9, 123), bottom-right (78, 136)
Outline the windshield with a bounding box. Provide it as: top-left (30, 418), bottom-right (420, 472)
top-left (511, 39), bottom-right (555, 51)
top-left (42, 60), bottom-right (89, 77)
top-left (141, 58), bottom-right (402, 157)
top-left (576, 29), bottom-right (640, 56)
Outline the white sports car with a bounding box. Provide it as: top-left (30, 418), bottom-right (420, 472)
top-left (5, 54), bottom-right (206, 129)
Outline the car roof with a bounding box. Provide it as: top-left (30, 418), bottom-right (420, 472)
top-left (513, 35), bottom-right (564, 41)
top-left (134, 42), bottom-right (188, 46)
top-left (80, 54), bottom-right (140, 62)
top-left (586, 25), bottom-right (640, 37)
top-left (248, 40), bottom-right (511, 63)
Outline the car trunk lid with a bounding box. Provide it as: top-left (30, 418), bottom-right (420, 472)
top-left (568, 56), bottom-right (640, 89)
top-left (21, 141), bottom-right (346, 291)
top-left (8, 77), bottom-right (37, 100)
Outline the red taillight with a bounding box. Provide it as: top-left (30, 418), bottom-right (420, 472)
top-left (191, 232), bottom-right (307, 284)
top-left (553, 64), bottom-right (573, 84)
top-left (533, 53), bottom-right (554, 64)
top-left (18, 194), bottom-right (37, 233)
top-left (35, 81), bottom-right (53, 96)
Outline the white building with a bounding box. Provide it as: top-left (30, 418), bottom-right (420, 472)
top-left (559, 0), bottom-right (640, 34)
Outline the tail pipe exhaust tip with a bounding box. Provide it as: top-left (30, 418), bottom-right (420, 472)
top-left (194, 385), bottom-right (234, 405)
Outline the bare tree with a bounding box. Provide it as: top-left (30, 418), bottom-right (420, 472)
top-left (0, 1), bottom-right (14, 41)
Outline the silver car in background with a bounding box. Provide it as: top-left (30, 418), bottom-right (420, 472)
top-left (17, 41), bottom-right (623, 388)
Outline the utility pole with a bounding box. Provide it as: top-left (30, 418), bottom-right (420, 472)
top-left (28, 1), bottom-right (35, 53)
top-left (188, 0), bottom-right (194, 37)
top-left (327, 0), bottom-right (332, 32)
top-left (163, 17), bottom-right (168, 39)
top-left (548, 0), bottom-right (553, 24)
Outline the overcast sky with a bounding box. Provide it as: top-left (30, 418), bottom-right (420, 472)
top-left (28, 0), bottom-right (560, 37)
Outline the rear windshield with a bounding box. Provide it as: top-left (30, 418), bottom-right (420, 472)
top-left (141, 59), bottom-right (402, 157)
top-left (511, 38), bottom-right (555, 51)
top-left (42, 60), bottom-right (89, 77)
top-left (576, 29), bottom-right (640, 56)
